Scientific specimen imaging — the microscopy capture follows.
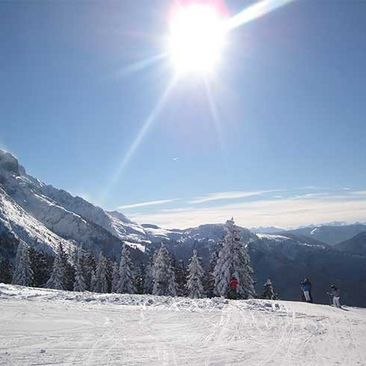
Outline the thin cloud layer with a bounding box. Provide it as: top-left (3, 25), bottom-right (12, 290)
top-left (189, 190), bottom-right (271, 204)
top-left (127, 189), bottom-right (366, 229)
top-left (118, 199), bottom-right (177, 210)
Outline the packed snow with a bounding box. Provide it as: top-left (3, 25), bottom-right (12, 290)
top-left (1, 284), bottom-right (365, 365)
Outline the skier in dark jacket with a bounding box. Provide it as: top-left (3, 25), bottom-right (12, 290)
top-left (301, 278), bottom-right (313, 303)
top-left (262, 278), bottom-right (275, 300)
top-left (327, 284), bottom-right (341, 308)
top-left (228, 276), bottom-right (239, 299)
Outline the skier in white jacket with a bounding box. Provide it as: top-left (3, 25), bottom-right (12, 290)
top-left (328, 284), bottom-right (341, 308)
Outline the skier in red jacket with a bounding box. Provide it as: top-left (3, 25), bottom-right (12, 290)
top-left (228, 276), bottom-right (239, 299)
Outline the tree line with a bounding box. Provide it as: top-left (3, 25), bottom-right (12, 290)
top-left (1, 219), bottom-right (256, 299)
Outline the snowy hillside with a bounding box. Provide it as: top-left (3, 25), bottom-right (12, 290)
top-left (1, 149), bottom-right (260, 258)
top-left (0, 150), bottom-right (152, 257)
top-left (1, 284), bottom-right (365, 366)
top-left (1, 149), bottom-right (366, 306)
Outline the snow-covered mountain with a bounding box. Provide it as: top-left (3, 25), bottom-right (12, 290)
top-left (250, 226), bottom-right (285, 234)
top-left (283, 223), bottom-right (366, 245)
top-left (334, 231), bottom-right (366, 256)
top-left (0, 151), bottom-right (264, 259)
top-left (1, 149), bottom-right (366, 306)
top-left (0, 150), bottom-right (152, 258)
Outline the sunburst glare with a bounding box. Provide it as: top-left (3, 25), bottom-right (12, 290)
top-left (167, 3), bottom-right (228, 75)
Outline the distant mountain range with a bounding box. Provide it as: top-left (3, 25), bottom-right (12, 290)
top-left (334, 232), bottom-right (366, 256)
top-left (282, 224), bottom-right (366, 245)
top-left (1, 149), bottom-right (365, 306)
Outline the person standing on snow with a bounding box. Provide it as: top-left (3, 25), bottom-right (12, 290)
top-left (328, 284), bottom-right (341, 308)
top-left (301, 278), bottom-right (313, 303)
top-left (262, 278), bottom-right (275, 300)
top-left (228, 276), bottom-right (239, 299)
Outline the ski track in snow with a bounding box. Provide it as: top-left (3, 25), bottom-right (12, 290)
top-left (0, 285), bottom-right (366, 365)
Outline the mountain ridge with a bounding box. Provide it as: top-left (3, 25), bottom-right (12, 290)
top-left (1, 149), bottom-right (366, 306)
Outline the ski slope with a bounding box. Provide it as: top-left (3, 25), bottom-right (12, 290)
top-left (0, 284), bottom-right (365, 365)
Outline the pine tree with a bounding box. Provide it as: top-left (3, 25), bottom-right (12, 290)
top-left (134, 263), bottom-right (145, 295)
top-left (94, 252), bottom-right (108, 293)
top-left (214, 218), bottom-right (255, 299)
top-left (203, 248), bottom-right (219, 298)
top-left (83, 252), bottom-right (96, 291)
top-left (111, 262), bottom-right (119, 293)
top-left (0, 257), bottom-right (12, 284)
top-left (29, 248), bottom-right (53, 287)
top-left (73, 249), bottom-right (86, 292)
top-left (143, 261), bottom-right (153, 294)
top-left (173, 258), bottom-right (188, 297)
top-left (90, 269), bottom-right (97, 292)
top-left (187, 250), bottom-right (205, 298)
top-left (152, 244), bottom-right (177, 296)
top-left (62, 248), bottom-right (75, 291)
top-left (12, 243), bottom-right (33, 286)
top-left (106, 258), bottom-right (114, 293)
top-left (117, 244), bottom-right (136, 294)
top-left (46, 245), bottom-right (66, 290)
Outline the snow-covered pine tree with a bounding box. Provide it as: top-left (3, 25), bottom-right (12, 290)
top-left (73, 249), bottom-right (86, 292)
top-left (214, 218), bottom-right (255, 299)
top-left (12, 243), bottom-right (33, 286)
top-left (187, 250), bottom-right (205, 298)
top-left (134, 263), bottom-right (145, 294)
top-left (62, 247), bottom-right (75, 291)
top-left (143, 261), bottom-right (153, 294)
top-left (90, 269), bottom-right (97, 292)
top-left (13, 242), bottom-right (22, 278)
top-left (106, 258), bottom-right (114, 293)
top-left (203, 248), bottom-right (219, 298)
top-left (83, 252), bottom-right (96, 290)
top-left (111, 262), bottom-right (119, 293)
top-left (29, 248), bottom-right (53, 287)
top-left (117, 244), bottom-right (136, 294)
top-left (0, 257), bottom-right (12, 284)
top-left (152, 244), bottom-right (177, 296)
top-left (94, 252), bottom-right (108, 293)
top-left (173, 258), bottom-right (188, 297)
top-left (46, 244), bottom-right (66, 290)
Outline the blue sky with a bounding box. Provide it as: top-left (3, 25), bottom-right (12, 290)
top-left (1, 0), bottom-right (366, 228)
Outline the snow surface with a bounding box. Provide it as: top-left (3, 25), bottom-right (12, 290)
top-left (1, 284), bottom-right (365, 365)
top-left (256, 233), bottom-right (291, 241)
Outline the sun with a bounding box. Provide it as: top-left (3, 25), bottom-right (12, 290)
top-left (167, 3), bottom-right (228, 75)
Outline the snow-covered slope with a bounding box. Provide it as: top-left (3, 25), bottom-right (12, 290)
top-left (0, 186), bottom-right (75, 254)
top-left (3, 150), bottom-right (253, 258)
top-left (0, 151), bottom-right (261, 259)
top-left (0, 150), bottom-right (271, 262)
top-left (1, 283), bottom-right (365, 366)
top-left (0, 150), bottom-right (151, 257)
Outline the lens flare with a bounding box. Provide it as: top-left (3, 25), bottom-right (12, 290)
top-left (227, 0), bottom-right (295, 30)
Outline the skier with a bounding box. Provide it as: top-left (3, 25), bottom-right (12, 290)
top-left (262, 278), bottom-right (274, 300)
top-left (228, 276), bottom-right (239, 299)
top-left (327, 284), bottom-right (341, 308)
top-left (301, 278), bottom-right (313, 303)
